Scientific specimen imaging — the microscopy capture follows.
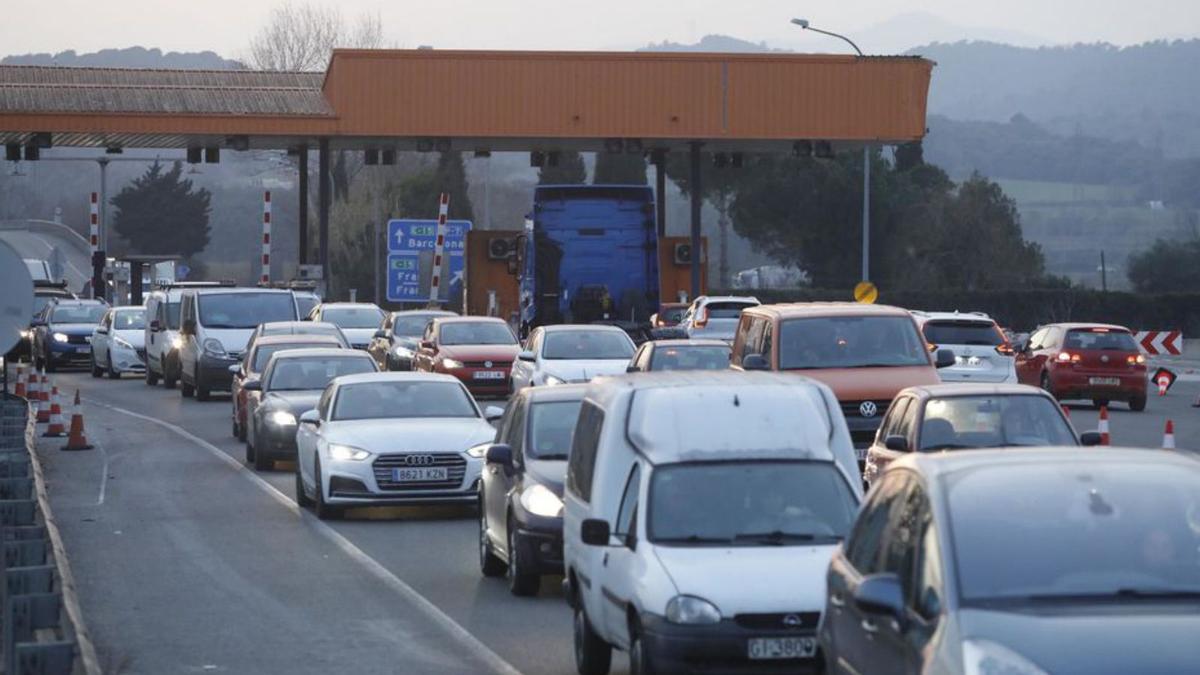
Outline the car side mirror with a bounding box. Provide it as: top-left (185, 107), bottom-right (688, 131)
top-left (30, 318), bottom-right (45, 327)
top-left (935, 349), bottom-right (956, 369)
top-left (96, 327), bottom-right (108, 335)
top-left (854, 573), bottom-right (905, 621)
top-left (485, 443), bottom-right (513, 466)
top-left (1080, 430), bottom-right (1103, 447)
top-left (227, 364), bottom-right (241, 375)
top-left (741, 353), bottom-right (769, 371)
top-left (884, 435), bottom-right (909, 452)
top-left (626, 364), bottom-right (640, 373)
top-left (242, 380), bottom-right (262, 392)
top-left (1013, 339), bottom-right (1028, 354)
top-left (374, 329), bottom-right (387, 339)
top-left (518, 350), bottom-right (536, 363)
top-left (299, 410), bottom-right (321, 427)
top-left (580, 519), bottom-right (611, 547)
top-left (420, 340), bottom-right (436, 351)
top-left (484, 405), bottom-right (505, 422)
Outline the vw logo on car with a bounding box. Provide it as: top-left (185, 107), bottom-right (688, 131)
top-left (783, 614), bottom-right (803, 627)
top-left (859, 401), bottom-right (878, 418)
top-left (484, 360), bottom-right (493, 368)
top-left (403, 454), bottom-right (436, 466)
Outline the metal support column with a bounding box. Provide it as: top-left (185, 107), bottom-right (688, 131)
top-left (298, 144), bottom-right (309, 265)
top-left (688, 142), bottom-right (703, 301)
top-left (861, 146), bottom-right (871, 283)
top-left (318, 138), bottom-right (331, 288)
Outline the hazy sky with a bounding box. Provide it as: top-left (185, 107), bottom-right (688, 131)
top-left (2, 0), bottom-right (1197, 60)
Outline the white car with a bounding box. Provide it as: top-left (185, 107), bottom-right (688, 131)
top-left (563, 371), bottom-right (862, 674)
top-left (681, 295), bottom-right (760, 342)
top-left (912, 310), bottom-right (1017, 383)
top-left (306, 302), bottom-right (386, 350)
top-left (91, 306), bottom-right (147, 379)
top-left (511, 324), bottom-right (636, 391)
top-left (294, 372), bottom-right (503, 520)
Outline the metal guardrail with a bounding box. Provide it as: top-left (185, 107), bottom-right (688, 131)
top-left (0, 394), bottom-right (100, 675)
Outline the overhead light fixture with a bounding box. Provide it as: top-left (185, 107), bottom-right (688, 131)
top-left (474, 149), bottom-right (492, 158)
top-left (712, 153), bottom-right (729, 169)
top-left (603, 138), bottom-right (624, 153)
top-left (547, 151), bottom-right (561, 167)
top-left (204, 146), bottom-right (220, 163)
top-left (813, 141), bottom-right (835, 159)
top-left (650, 149), bottom-right (667, 166)
top-left (434, 138), bottom-right (452, 153)
top-left (364, 148), bottom-right (379, 165)
top-left (22, 144), bottom-right (39, 161)
top-left (731, 152), bottom-right (744, 168)
top-left (105, 146), bottom-right (124, 154)
top-left (224, 135), bottom-right (250, 152)
top-left (381, 149), bottom-right (396, 165)
top-left (792, 140), bottom-right (813, 158)
top-left (5, 144), bottom-right (20, 162)
top-left (186, 147), bottom-right (202, 164)
top-left (31, 132), bottom-right (52, 149)
top-left (625, 139), bottom-right (644, 154)
top-left (416, 138), bottom-right (434, 153)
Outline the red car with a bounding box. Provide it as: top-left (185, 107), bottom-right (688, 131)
top-left (413, 317), bottom-right (520, 398)
top-left (1015, 322), bottom-right (1147, 411)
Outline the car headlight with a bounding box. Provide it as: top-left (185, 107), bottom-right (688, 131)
top-left (543, 373), bottom-right (566, 386)
top-left (113, 336), bottom-right (135, 350)
top-left (391, 346), bottom-right (414, 358)
top-left (665, 595), bottom-right (722, 625)
top-left (19, 329), bottom-right (30, 339)
top-left (53, 332), bottom-right (69, 343)
top-left (962, 639), bottom-right (1049, 675)
top-left (171, 335), bottom-right (184, 350)
top-left (328, 443), bottom-right (371, 461)
top-left (520, 483), bottom-right (564, 518)
top-left (267, 410), bottom-right (297, 426)
top-left (442, 358), bottom-right (464, 369)
top-left (202, 338), bottom-right (227, 357)
top-left (466, 444), bottom-right (488, 459)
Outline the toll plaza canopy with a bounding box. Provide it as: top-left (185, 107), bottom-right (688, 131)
top-left (0, 49), bottom-right (933, 151)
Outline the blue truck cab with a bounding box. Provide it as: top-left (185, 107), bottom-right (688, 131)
top-left (518, 185), bottom-right (659, 334)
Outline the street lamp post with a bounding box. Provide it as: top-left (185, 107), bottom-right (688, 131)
top-left (791, 18), bottom-right (872, 284)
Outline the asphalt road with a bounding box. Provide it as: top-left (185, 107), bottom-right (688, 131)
top-left (14, 363), bottom-right (1200, 674)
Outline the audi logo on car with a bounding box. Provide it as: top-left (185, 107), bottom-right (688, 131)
top-left (484, 360), bottom-right (493, 368)
top-left (859, 401), bottom-right (878, 418)
top-left (403, 454), bottom-right (436, 466)
top-left (782, 614), bottom-right (803, 627)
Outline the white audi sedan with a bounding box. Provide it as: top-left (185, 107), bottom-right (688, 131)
top-left (294, 372), bottom-right (503, 520)
top-left (510, 324), bottom-right (636, 391)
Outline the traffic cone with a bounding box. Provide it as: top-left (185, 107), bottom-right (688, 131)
top-left (42, 388), bottom-right (65, 437)
top-left (26, 369), bottom-right (39, 404)
top-left (61, 390), bottom-right (92, 451)
top-left (1163, 419), bottom-right (1176, 450)
top-left (13, 365), bottom-right (25, 398)
top-left (36, 374), bottom-right (51, 423)
top-left (1098, 405), bottom-right (1110, 446)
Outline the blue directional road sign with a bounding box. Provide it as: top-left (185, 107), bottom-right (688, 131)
top-left (386, 219), bottom-right (472, 303)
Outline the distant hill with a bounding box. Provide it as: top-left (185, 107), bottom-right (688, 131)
top-left (641, 35), bottom-right (785, 53)
top-left (2, 46), bottom-right (240, 69)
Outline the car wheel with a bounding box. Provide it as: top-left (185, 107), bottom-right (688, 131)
top-left (628, 620), bottom-right (656, 675)
top-left (1092, 398), bottom-right (1110, 410)
top-left (235, 411), bottom-right (247, 442)
top-left (44, 352), bottom-right (57, 373)
top-left (145, 366), bottom-right (159, 386)
top-left (107, 357), bottom-right (121, 379)
top-left (1130, 395), bottom-right (1147, 412)
top-left (252, 427), bottom-right (272, 471)
top-left (295, 463), bottom-right (314, 507)
top-left (478, 493), bottom-right (506, 578)
top-left (163, 357), bottom-right (177, 389)
top-left (507, 517), bottom-right (540, 597)
top-left (574, 604), bottom-right (612, 675)
top-left (180, 368), bottom-right (194, 397)
top-left (313, 460), bottom-right (342, 520)
top-left (195, 370), bottom-right (210, 401)
top-left (1040, 372), bottom-right (1056, 398)
top-left (245, 435), bottom-right (255, 463)
top-left (90, 357), bottom-right (103, 378)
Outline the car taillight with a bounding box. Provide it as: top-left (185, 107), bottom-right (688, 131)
top-left (996, 343), bottom-right (1015, 356)
top-left (1127, 354), bottom-right (1146, 365)
top-left (1056, 352), bottom-right (1081, 363)
top-left (693, 307), bottom-right (709, 328)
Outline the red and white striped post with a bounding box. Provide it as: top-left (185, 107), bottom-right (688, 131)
top-left (89, 192), bottom-right (99, 254)
top-left (428, 193), bottom-right (450, 305)
top-left (261, 190), bottom-right (272, 284)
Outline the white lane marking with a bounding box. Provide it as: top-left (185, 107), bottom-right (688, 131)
top-left (95, 438), bottom-right (110, 506)
top-left (86, 399), bottom-right (523, 675)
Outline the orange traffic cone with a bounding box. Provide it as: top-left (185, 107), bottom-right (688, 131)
top-left (61, 390), bottom-right (92, 451)
top-left (36, 373), bottom-right (51, 423)
top-left (26, 369), bottom-right (39, 404)
top-left (1098, 405), bottom-right (1110, 446)
top-left (42, 388), bottom-right (65, 437)
top-left (1163, 420), bottom-right (1176, 449)
top-left (13, 365), bottom-right (25, 398)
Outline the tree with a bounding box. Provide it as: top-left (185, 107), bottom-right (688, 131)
top-left (593, 153), bottom-right (648, 185)
top-left (110, 162), bottom-right (211, 258)
top-left (1127, 238), bottom-right (1200, 292)
top-left (538, 151), bottom-right (587, 184)
top-left (392, 152), bottom-right (476, 222)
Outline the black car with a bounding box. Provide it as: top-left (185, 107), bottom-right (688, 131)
top-left (625, 338), bottom-right (732, 373)
top-left (31, 298), bottom-right (108, 372)
top-left (477, 384), bottom-right (586, 596)
top-left (242, 348), bottom-right (377, 471)
top-left (821, 447), bottom-right (1200, 675)
top-left (6, 283), bottom-right (75, 361)
top-left (367, 310), bottom-right (456, 371)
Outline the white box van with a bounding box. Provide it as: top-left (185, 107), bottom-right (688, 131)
top-left (144, 282), bottom-right (232, 388)
top-left (563, 371), bottom-right (863, 675)
top-left (177, 287), bottom-right (300, 400)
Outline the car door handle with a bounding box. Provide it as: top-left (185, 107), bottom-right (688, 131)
top-left (830, 593), bottom-right (845, 608)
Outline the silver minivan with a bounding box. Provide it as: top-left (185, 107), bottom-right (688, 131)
top-left (145, 282), bottom-right (232, 388)
top-left (177, 287), bottom-right (300, 400)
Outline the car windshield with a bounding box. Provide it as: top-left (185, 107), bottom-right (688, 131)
top-left (332, 381), bottom-right (477, 420)
top-left (527, 399), bottom-right (583, 459)
top-left (704, 301), bottom-right (756, 319)
top-left (293, 294), bottom-right (319, 317)
top-left (393, 314), bottom-right (444, 337)
top-left (251, 343), bottom-right (333, 373)
top-left (266, 356), bottom-right (375, 391)
top-left (163, 302), bottom-right (181, 330)
top-left (439, 322), bottom-right (516, 346)
top-left (199, 293), bottom-right (295, 329)
top-left (24, 261), bottom-right (49, 280)
top-left (661, 306), bottom-right (686, 323)
top-left (542, 331), bottom-right (634, 360)
top-left (51, 305), bottom-right (106, 324)
top-left (649, 462), bottom-right (858, 546)
top-left (779, 316), bottom-right (929, 369)
top-left (922, 320), bottom-right (1004, 346)
top-left (919, 395), bottom-right (1077, 451)
top-left (1064, 329), bottom-right (1139, 352)
top-left (32, 296), bottom-right (54, 317)
top-left (322, 306), bottom-right (385, 329)
top-left (649, 345), bottom-right (731, 371)
top-left (947, 462), bottom-right (1200, 603)
top-left (113, 310), bottom-right (146, 330)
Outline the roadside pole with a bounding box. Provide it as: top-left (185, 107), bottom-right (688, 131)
top-left (428, 193), bottom-right (450, 307)
top-left (261, 191), bottom-right (271, 285)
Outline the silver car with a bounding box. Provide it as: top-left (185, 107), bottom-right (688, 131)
top-left (681, 295), bottom-right (760, 342)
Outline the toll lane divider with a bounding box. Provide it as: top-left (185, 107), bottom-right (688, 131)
top-left (0, 393), bottom-right (101, 675)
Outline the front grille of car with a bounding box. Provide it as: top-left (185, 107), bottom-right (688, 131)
top-left (840, 399), bottom-right (892, 419)
top-left (733, 611), bottom-right (821, 631)
top-left (463, 361), bottom-right (512, 369)
top-left (66, 334), bottom-right (90, 345)
top-left (372, 453), bottom-right (467, 491)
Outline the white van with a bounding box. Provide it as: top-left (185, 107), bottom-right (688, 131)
top-left (177, 287), bottom-right (300, 400)
top-left (563, 371), bottom-right (862, 675)
top-left (144, 282), bottom-right (233, 388)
